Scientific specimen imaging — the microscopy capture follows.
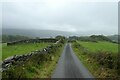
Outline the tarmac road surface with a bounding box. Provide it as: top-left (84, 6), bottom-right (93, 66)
top-left (52, 43), bottom-right (94, 78)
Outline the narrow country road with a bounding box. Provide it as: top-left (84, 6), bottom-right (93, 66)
top-left (52, 43), bottom-right (94, 78)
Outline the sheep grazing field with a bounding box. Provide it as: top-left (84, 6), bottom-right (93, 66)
top-left (2, 42), bottom-right (52, 60)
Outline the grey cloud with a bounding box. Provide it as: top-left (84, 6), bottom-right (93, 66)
top-left (2, 1), bottom-right (118, 35)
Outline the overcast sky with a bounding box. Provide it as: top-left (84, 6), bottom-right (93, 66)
top-left (2, 0), bottom-right (119, 35)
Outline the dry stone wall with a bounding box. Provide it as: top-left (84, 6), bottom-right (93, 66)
top-left (7, 38), bottom-right (57, 46)
top-left (2, 39), bottom-right (61, 72)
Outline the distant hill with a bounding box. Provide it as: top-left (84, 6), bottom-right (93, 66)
top-left (69, 35), bottom-right (119, 43)
top-left (90, 35), bottom-right (112, 42)
top-left (2, 28), bottom-right (76, 38)
top-left (2, 28), bottom-right (118, 42)
top-left (107, 35), bottom-right (119, 42)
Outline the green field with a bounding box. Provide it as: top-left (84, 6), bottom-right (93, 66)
top-left (2, 42), bottom-right (52, 60)
top-left (77, 41), bottom-right (118, 53)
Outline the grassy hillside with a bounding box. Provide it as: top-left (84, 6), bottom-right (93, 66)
top-left (2, 42), bottom-right (52, 60)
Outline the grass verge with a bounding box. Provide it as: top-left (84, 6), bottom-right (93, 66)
top-left (72, 41), bottom-right (119, 78)
top-left (34, 45), bottom-right (64, 78)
